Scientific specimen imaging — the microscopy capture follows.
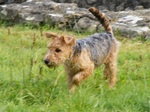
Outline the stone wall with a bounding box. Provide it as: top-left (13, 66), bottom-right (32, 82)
top-left (0, 0), bottom-right (26, 4)
top-left (1, 0), bottom-right (150, 11)
top-left (53, 0), bottom-right (150, 11)
top-left (0, 0), bottom-right (150, 39)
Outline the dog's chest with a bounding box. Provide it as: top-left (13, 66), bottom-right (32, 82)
top-left (64, 60), bottom-right (81, 75)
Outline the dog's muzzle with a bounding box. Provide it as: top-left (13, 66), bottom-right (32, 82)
top-left (44, 59), bottom-right (57, 68)
top-left (44, 59), bottom-right (50, 65)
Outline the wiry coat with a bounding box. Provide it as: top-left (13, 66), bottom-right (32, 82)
top-left (73, 32), bottom-right (116, 67)
top-left (44, 7), bottom-right (120, 93)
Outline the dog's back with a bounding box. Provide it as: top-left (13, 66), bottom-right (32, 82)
top-left (73, 7), bottom-right (117, 67)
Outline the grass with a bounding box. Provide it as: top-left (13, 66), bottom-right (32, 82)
top-left (0, 24), bottom-right (150, 112)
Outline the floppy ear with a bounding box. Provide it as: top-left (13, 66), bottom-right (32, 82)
top-left (45, 32), bottom-right (58, 39)
top-left (60, 36), bottom-right (76, 46)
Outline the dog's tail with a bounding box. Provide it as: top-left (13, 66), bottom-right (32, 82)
top-left (89, 7), bottom-right (113, 34)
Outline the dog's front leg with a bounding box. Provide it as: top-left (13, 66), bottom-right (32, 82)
top-left (68, 67), bottom-right (94, 92)
top-left (67, 75), bottom-right (76, 93)
top-left (73, 70), bottom-right (93, 85)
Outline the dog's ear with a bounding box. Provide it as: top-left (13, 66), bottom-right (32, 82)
top-left (45, 32), bottom-right (58, 39)
top-left (60, 36), bottom-right (76, 46)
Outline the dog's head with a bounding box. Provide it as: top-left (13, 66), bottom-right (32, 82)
top-left (44, 32), bottom-right (76, 67)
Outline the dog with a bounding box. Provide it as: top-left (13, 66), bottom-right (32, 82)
top-left (44, 7), bottom-right (120, 92)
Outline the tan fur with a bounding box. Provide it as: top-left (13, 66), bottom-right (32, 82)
top-left (44, 7), bottom-right (120, 93)
top-left (44, 33), bottom-right (119, 93)
top-left (89, 7), bottom-right (113, 34)
top-left (104, 42), bottom-right (119, 87)
top-left (64, 49), bottom-right (94, 92)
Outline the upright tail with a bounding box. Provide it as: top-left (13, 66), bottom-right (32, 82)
top-left (89, 7), bottom-right (113, 34)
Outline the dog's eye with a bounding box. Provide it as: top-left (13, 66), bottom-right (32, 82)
top-left (55, 48), bottom-right (61, 53)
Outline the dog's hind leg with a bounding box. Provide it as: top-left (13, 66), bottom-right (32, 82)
top-left (104, 42), bottom-right (119, 87)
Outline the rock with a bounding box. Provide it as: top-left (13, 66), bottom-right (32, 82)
top-left (145, 33), bottom-right (150, 40)
top-left (113, 25), bottom-right (150, 38)
top-left (98, 6), bottom-right (108, 11)
top-left (0, 0), bottom-right (150, 38)
top-left (20, 12), bottom-right (45, 24)
top-left (0, 4), bottom-right (21, 20)
top-left (117, 15), bottom-right (143, 26)
top-left (53, 0), bottom-right (150, 11)
top-left (73, 17), bottom-right (99, 32)
top-left (1, 0), bottom-right (150, 11)
top-left (109, 3), bottom-right (116, 11)
top-left (112, 14), bottom-right (150, 38)
top-left (0, 0), bottom-right (4, 4)
top-left (0, 0), bottom-right (78, 24)
top-left (0, 0), bottom-right (26, 4)
top-left (125, 7), bottom-right (133, 11)
top-left (138, 0), bottom-right (150, 8)
top-left (136, 17), bottom-right (150, 27)
top-left (45, 13), bottom-right (66, 28)
top-left (86, 0), bottom-right (97, 4)
top-left (134, 5), bottom-right (144, 10)
top-left (116, 2), bottom-right (125, 11)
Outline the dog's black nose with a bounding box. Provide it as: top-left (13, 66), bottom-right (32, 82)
top-left (44, 59), bottom-right (50, 65)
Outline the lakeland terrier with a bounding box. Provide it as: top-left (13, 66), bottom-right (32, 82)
top-left (44, 7), bottom-right (120, 92)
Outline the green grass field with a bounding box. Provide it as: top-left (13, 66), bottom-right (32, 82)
top-left (0, 25), bottom-right (150, 112)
